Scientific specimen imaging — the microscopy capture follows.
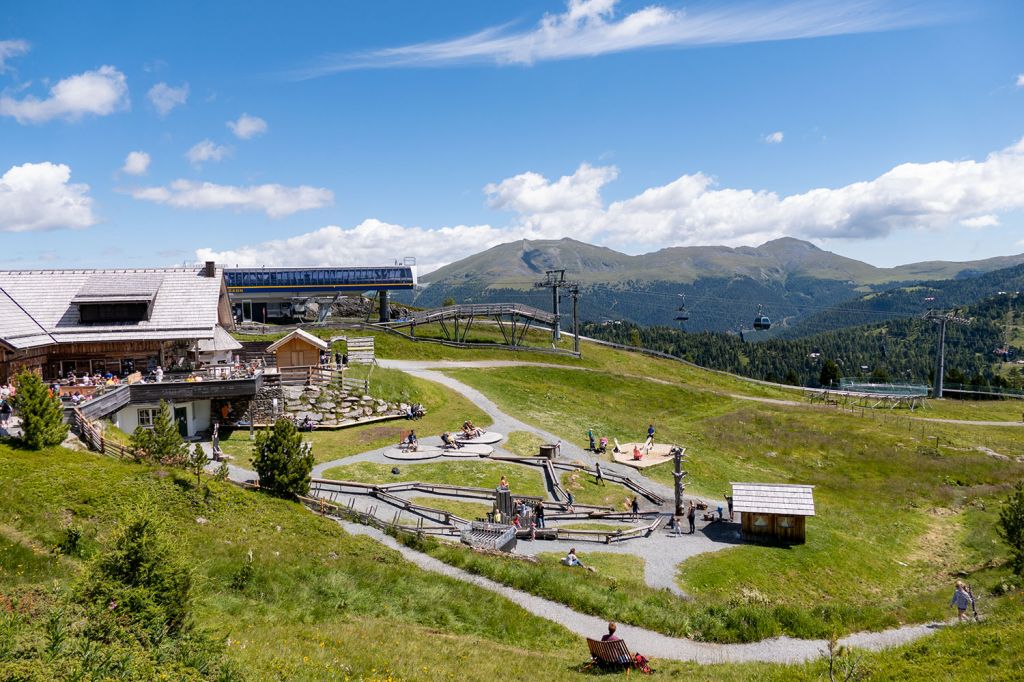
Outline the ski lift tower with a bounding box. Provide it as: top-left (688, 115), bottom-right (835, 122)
top-left (924, 308), bottom-right (971, 398)
top-left (534, 270), bottom-right (581, 351)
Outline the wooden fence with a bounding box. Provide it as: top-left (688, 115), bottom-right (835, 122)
top-left (70, 407), bottom-right (131, 460)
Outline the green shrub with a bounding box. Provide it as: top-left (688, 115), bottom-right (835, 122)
top-left (14, 372), bottom-right (67, 449)
top-left (79, 509), bottom-right (194, 638)
top-left (998, 482), bottom-right (1024, 575)
top-left (253, 418), bottom-right (314, 498)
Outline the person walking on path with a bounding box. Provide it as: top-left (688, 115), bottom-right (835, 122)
top-left (565, 490), bottom-right (575, 513)
top-left (950, 581), bottom-right (976, 623)
top-left (587, 429), bottom-right (596, 451)
top-left (630, 496), bottom-right (639, 521)
top-left (647, 423), bottom-right (655, 445)
top-left (594, 461), bottom-right (605, 486)
top-left (687, 501), bottom-right (696, 534)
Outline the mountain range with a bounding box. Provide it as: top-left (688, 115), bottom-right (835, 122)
top-left (402, 238), bottom-right (1024, 333)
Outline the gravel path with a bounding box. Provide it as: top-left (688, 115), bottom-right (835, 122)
top-left (337, 519), bottom-right (949, 664)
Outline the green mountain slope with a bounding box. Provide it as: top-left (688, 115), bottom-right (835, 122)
top-left (408, 238), bottom-right (1024, 331)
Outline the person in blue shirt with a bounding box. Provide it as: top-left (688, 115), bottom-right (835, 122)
top-left (647, 424), bottom-right (655, 444)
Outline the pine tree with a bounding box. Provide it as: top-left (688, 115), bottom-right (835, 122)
top-left (998, 482), bottom-right (1024, 576)
top-left (14, 371), bottom-right (68, 449)
top-left (129, 400), bottom-right (187, 464)
top-left (187, 443), bottom-right (208, 488)
top-left (253, 418), bottom-right (313, 498)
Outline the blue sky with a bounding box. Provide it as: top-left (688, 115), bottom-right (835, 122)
top-left (1, 0), bottom-right (1023, 272)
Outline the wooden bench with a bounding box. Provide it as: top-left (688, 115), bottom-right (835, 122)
top-left (585, 638), bottom-right (634, 671)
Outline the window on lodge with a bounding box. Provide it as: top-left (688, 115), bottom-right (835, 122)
top-left (79, 302), bottom-right (149, 323)
top-left (137, 407), bottom-right (158, 427)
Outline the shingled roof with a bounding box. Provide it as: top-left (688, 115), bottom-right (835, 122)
top-left (0, 267), bottom-right (228, 350)
top-left (730, 482), bottom-right (816, 516)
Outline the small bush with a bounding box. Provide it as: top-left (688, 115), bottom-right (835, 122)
top-left (230, 550), bottom-right (254, 591)
top-left (57, 526), bottom-right (83, 557)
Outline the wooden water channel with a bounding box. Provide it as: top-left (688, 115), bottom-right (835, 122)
top-left (307, 477), bottom-right (665, 544)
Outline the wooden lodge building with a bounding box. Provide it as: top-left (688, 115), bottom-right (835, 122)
top-left (730, 482), bottom-right (816, 544)
top-left (0, 262), bottom-right (255, 437)
top-left (266, 328), bottom-right (329, 370)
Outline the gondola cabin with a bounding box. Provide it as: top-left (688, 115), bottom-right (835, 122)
top-left (753, 316), bottom-right (771, 331)
top-left (731, 482), bottom-right (815, 544)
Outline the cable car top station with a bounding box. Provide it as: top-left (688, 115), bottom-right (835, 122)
top-left (224, 259), bottom-right (417, 323)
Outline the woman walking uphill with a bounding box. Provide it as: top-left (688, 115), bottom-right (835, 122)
top-left (950, 581), bottom-right (976, 622)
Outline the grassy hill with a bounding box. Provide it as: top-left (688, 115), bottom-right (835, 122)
top-left (5, 329), bottom-right (1024, 679)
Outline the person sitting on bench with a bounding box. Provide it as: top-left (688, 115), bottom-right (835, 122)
top-left (462, 420), bottom-right (483, 438)
top-left (402, 430), bottom-right (418, 452)
top-left (441, 432), bottom-right (463, 449)
top-left (299, 416), bottom-right (314, 432)
top-left (601, 622), bottom-right (621, 642)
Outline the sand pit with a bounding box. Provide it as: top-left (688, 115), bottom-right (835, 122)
top-left (611, 442), bottom-right (681, 469)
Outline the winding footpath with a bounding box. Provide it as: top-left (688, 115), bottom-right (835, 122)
top-left (215, 358), bottom-right (958, 664)
top-left (338, 518), bottom-right (949, 664)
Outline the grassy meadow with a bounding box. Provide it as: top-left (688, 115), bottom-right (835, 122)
top-left (439, 363), bottom-right (1024, 636)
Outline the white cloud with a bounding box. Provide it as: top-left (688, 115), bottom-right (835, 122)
top-left (193, 136), bottom-right (1024, 272)
top-left (147, 82), bottom-right (188, 116)
top-left (960, 214), bottom-right (999, 229)
top-left (487, 137), bottom-right (1024, 251)
top-left (129, 179), bottom-right (333, 218)
top-left (0, 65), bottom-right (129, 124)
top-left (1017, 73), bottom-right (1024, 88)
top-left (121, 151), bottom-right (151, 176)
top-left (0, 39), bottom-right (30, 72)
top-left (227, 113), bottom-right (268, 139)
top-left (763, 131), bottom-right (784, 144)
top-left (197, 220), bottom-right (506, 273)
top-left (484, 163), bottom-right (617, 213)
top-left (296, 0), bottom-right (932, 75)
top-left (185, 139), bottom-right (230, 165)
top-left (0, 162), bottom-right (96, 232)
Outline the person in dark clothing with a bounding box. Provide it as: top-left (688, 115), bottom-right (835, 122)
top-left (587, 429), bottom-right (596, 451)
top-left (647, 423), bottom-right (655, 444)
top-left (534, 500), bottom-right (545, 528)
top-left (630, 496), bottom-right (639, 521)
top-left (594, 461), bottom-right (605, 486)
top-left (687, 501), bottom-right (696, 534)
top-left (335, 351), bottom-right (342, 368)
top-left (601, 622), bottom-right (621, 642)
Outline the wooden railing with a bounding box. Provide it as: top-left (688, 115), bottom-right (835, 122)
top-left (273, 365), bottom-right (369, 392)
top-left (70, 407), bottom-right (131, 460)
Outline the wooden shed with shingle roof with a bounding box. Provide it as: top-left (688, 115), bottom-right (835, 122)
top-left (730, 482), bottom-right (815, 544)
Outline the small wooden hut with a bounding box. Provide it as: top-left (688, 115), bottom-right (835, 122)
top-left (730, 482), bottom-right (815, 544)
top-left (266, 329), bottom-right (328, 370)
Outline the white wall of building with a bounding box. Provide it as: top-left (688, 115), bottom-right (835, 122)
top-left (114, 399), bottom-right (212, 438)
